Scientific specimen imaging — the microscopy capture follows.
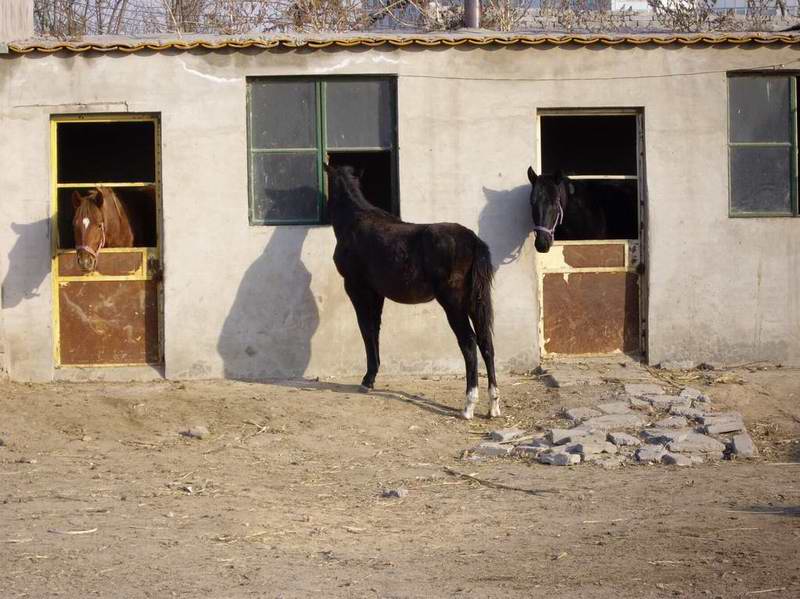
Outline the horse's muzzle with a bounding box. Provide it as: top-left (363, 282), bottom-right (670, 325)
top-left (534, 235), bottom-right (553, 253)
top-left (76, 250), bottom-right (97, 273)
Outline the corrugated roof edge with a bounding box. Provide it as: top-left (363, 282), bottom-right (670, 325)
top-left (8, 30), bottom-right (800, 53)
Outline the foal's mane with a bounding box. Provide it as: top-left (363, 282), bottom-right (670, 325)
top-left (335, 167), bottom-right (381, 212)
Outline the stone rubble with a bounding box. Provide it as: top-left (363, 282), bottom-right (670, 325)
top-left (564, 407), bottom-right (602, 422)
top-left (595, 401), bottom-right (633, 415)
top-left (488, 428), bottom-right (527, 443)
top-left (607, 432), bottom-right (641, 447)
top-left (461, 384), bottom-right (760, 469)
top-left (731, 432), bottom-right (758, 458)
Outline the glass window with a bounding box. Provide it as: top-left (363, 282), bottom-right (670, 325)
top-left (728, 75), bottom-right (798, 216)
top-left (247, 77), bottom-right (398, 225)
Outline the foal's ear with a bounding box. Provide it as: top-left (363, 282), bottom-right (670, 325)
top-left (71, 191), bottom-right (83, 209)
top-left (527, 166), bottom-right (538, 186)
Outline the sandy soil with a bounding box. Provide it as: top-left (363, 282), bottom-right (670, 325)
top-left (1, 365), bottom-right (799, 598)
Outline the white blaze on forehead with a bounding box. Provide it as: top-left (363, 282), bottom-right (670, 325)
top-left (82, 217), bottom-right (90, 230)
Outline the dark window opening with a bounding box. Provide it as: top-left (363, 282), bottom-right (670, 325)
top-left (541, 115), bottom-right (637, 176)
top-left (247, 77), bottom-right (398, 225)
top-left (541, 114), bottom-right (640, 241)
top-left (57, 185), bottom-right (158, 249)
top-left (57, 121), bottom-right (156, 183)
top-left (327, 151), bottom-right (394, 214)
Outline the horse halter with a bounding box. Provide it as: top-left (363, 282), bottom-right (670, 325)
top-left (77, 222), bottom-right (106, 259)
top-left (532, 198), bottom-right (564, 240)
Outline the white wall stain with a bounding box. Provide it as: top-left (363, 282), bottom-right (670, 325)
top-left (179, 60), bottom-right (239, 84)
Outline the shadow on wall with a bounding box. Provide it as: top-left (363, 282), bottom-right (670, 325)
top-left (217, 226), bottom-right (320, 380)
top-left (2, 220), bottom-right (51, 309)
top-left (479, 184), bottom-right (532, 266)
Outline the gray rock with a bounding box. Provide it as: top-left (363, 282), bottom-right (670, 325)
top-left (703, 414), bottom-right (745, 435)
top-left (641, 427), bottom-right (692, 445)
top-left (667, 432), bottom-right (727, 454)
top-left (645, 394), bottom-right (677, 411)
top-left (669, 405), bottom-right (705, 420)
top-left (471, 442), bottom-right (513, 457)
top-left (488, 428), bottom-right (527, 443)
top-left (636, 444), bottom-right (666, 463)
top-left (661, 452), bottom-right (693, 466)
top-left (681, 387), bottom-right (710, 404)
top-left (607, 432), bottom-right (641, 447)
top-left (579, 413), bottom-right (644, 431)
top-left (513, 444), bottom-right (547, 457)
top-left (731, 432), bottom-right (758, 458)
top-left (549, 428), bottom-right (576, 445)
top-left (566, 440), bottom-right (618, 457)
top-left (549, 427), bottom-right (603, 445)
top-left (654, 415), bottom-right (689, 429)
top-left (628, 397), bottom-right (652, 411)
top-left (382, 488), bottom-right (409, 498)
top-left (564, 407), bottom-right (602, 422)
top-left (539, 451), bottom-right (581, 466)
top-left (624, 383), bottom-right (664, 397)
top-left (596, 401), bottom-right (633, 415)
top-left (182, 425), bottom-right (209, 439)
top-left (699, 412), bottom-right (742, 424)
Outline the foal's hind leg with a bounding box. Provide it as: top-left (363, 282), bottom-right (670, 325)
top-left (344, 279), bottom-right (384, 391)
top-left (470, 308), bottom-right (500, 418)
top-left (437, 296), bottom-right (480, 420)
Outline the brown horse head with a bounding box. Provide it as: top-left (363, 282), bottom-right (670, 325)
top-left (72, 188), bottom-right (108, 272)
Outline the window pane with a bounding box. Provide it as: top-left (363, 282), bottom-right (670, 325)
top-left (729, 77), bottom-right (790, 143)
top-left (249, 80), bottom-right (317, 150)
top-left (251, 153), bottom-right (319, 223)
top-left (730, 146), bottom-right (792, 214)
top-left (326, 79), bottom-right (393, 149)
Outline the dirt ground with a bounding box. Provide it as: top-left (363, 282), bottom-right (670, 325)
top-left (1, 364), bottom-right (799, 598)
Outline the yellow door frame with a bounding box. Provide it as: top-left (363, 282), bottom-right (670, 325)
top-left (50, 113), bottom-right (164, 368)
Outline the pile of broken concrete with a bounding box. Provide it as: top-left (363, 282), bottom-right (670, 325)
top-left (467, 383), bottom-right (757, 467)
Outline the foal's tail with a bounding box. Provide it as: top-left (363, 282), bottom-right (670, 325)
top-left (469, 236), bottom-right (495, 339)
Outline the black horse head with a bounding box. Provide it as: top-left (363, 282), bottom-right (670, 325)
top-left (527, 167), bottom-right (570, 253)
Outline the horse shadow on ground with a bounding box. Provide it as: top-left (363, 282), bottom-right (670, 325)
top-left (2, 220), bottom-right (51, 309)
top-left (217, 226), bottom-right (320, 380)
top-left (276, 378), bottom-right (463, 418)
top-left (478, 184), bottom-right (532, 267)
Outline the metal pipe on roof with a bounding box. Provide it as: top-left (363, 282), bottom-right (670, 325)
top-left (464, 0), bottom-right (480, 28)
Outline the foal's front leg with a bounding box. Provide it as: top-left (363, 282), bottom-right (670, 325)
top-left (344, 280), bottom-right (384, 391)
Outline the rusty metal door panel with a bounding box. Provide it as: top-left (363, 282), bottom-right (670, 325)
top-left (538, 240), bottom-right (641, 357)
top-left (561, 244), bottom-right (625, 268)
top-left (58, 279), bottom-right (159, 365)
top-left (542, 271), bottom-right (639, 355)
top-left (58, 251), bottom-right (143, 277)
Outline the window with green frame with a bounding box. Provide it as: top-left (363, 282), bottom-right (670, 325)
top-left (247, 76), bottom-right (398, 225)
top-left (728, 74), bottom-right (799, 217)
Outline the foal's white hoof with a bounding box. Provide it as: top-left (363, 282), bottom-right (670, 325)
top-left (461, 409), bottom-right (474, 420)
top-left (488, 406), bottom-right (502, 419)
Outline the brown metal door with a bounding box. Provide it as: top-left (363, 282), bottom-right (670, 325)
top-left (538, 240), bottom-right (641, 357)
top-left (55, 248), bottom-right (161, 366)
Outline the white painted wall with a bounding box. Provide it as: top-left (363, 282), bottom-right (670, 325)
top-left (1, 41), bottom-right (799, 381)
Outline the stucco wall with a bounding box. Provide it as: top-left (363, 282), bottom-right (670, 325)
top-left (1, 42), bottom-right (799, 381)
